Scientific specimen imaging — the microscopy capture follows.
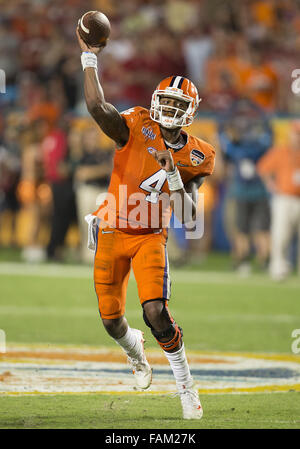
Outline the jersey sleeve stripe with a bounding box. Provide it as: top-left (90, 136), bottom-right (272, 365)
top-left (162, 245), bottom-right (171, 299)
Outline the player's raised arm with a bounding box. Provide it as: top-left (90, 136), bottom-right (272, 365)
top-left (76, 27), bottom-right (129, 148)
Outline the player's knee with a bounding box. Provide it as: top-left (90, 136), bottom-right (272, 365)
top-left (142, 299), bottom-right (183, 352)
top-left (142, 299), bottom-right (165, 329)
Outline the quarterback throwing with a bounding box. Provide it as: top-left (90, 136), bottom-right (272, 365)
top-left (76, 23), bottom-right (215, 420)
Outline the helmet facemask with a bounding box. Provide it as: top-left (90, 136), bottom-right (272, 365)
top-left (150, 87), bottom-right (199, 129)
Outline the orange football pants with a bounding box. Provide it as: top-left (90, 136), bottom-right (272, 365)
top-left (94, 226), bottom-right (171, 319)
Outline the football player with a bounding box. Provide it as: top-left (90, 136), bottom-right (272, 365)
top-left (76, 28), bottom-right (215, 420)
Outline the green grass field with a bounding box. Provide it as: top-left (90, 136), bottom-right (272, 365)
top-left (1, 393), bottom-right (300, 429)
top-left (1, 254), bottom-right (300, 429)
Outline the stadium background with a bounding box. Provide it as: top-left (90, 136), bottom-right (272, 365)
top-left (1, 0), bottom-right (300, 430)
top-left (0, 0), bottom-right (299, 269)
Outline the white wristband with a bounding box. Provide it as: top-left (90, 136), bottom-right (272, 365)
top-left (166, 168), bottom-right (184, 191)
top-left (81, 52), bottom-right (98, 71)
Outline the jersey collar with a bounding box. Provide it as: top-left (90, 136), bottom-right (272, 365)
top-left (164, 131), bottom-right (188, 152)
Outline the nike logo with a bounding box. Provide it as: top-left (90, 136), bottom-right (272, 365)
top-left (176, 161), bottom-right (191, 167)
top-left (101, 230), bottom-right (114, 234)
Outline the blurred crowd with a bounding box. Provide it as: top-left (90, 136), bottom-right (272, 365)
top-left (1, 0), bottom-right (300, 114)
top-left (0, 0), bottom-right (300, 279)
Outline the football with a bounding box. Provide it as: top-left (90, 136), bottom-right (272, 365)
top-left (78, 11), bottom-right (111, 48)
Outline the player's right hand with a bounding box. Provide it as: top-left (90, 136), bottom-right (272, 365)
top-left (153, 149), bottom-right (175, 172)
top-left (76, 27), bottom-right (102, 55)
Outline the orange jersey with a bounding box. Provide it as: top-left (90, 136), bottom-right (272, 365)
top-left (257, 146), bottom-right (300, 197)
top-left (94, 106), bottom-right (215, 233)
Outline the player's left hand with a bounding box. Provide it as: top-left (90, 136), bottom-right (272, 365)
top-left (153, 149), bottom-right (175, 172)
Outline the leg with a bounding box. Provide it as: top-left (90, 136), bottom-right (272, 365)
top-left (143, 299), bottom-right (203, 419)
top-left (233, 200), bottom-right (252, 274)
top-left (132, 233), bottom-right (203, 418)
top-left (223, 197), bottom-right (238, 258)
top-left (102, 314), bottom-right (151, 386)
top-left (47, 180), bottom-right (75, 260)
top-left (142, 299), bottom-right (182, 353)
top-left (102, 316), bottom-right (128, 339)
top-left (251, 198), bottom-right (270, 268)
top-left (253, 231), bottom-right (270, 268)
top-left (270, 195), bottom-right (295, 280)
top-left (234, 232), bottom-right (251, 262)
top-left (94, 227), bottom-right (152, 389)
top-left (47, 183), bottom-right (64, 259)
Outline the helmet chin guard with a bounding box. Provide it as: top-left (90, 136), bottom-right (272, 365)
top-left (150, 77), bottom-right (201, 129)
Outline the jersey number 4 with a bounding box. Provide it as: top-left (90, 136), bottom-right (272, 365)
top-left (139, 169), bottom-right (167, 203)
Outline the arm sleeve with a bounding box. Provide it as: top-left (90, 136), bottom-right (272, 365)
top-left (116, 107), bottom-right (144, 151)
top-left (120, 107), bottom-right (143, 132)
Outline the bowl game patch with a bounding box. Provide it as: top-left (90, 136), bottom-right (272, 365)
top-left (190, 149), bottom-right (205, 166)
